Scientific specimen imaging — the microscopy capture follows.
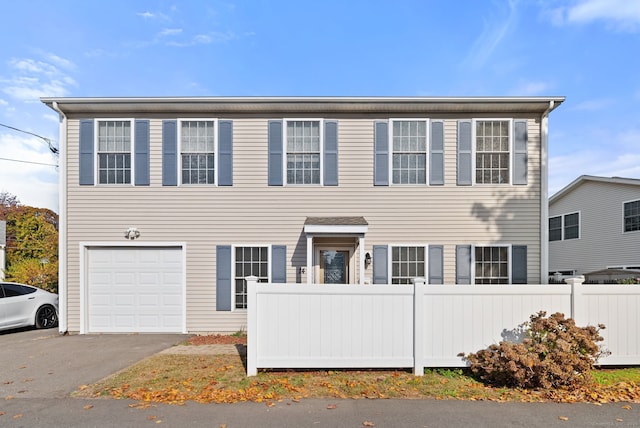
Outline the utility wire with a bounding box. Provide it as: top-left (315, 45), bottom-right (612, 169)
top-left (0, 122), bottom-right (59, 154)
top-left (0, 157), bottom-right (58, 167)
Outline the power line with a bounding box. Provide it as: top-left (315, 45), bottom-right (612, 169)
top-left (0, 122), bottom-right (59, 154)
top-left (0, 157), bottom-right (58, 167)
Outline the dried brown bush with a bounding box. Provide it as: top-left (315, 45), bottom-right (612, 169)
top-left (460, 312), bottom-right (610, 389)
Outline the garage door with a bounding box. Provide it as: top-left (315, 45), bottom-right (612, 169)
top-left (87, 247), bottom-right (184, 333)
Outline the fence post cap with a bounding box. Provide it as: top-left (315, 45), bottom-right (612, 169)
top-left (564, 275), bottom-right (585, 286)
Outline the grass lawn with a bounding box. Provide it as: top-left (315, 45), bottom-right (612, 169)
top-left (77, 353), bottom-right (640, 405)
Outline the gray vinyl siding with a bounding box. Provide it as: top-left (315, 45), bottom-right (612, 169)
top-left (63, 115), bottom-right (543, 333)
top-left (549, 181), bottom-right (640, 275)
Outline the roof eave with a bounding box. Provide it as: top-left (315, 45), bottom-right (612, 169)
top-left (41, 96), bottom-right (566, 115)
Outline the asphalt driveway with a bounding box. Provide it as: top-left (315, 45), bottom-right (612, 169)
top-left (0, 328), bottom-right (188, 398)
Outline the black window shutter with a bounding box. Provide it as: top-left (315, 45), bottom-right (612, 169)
top-left (430, 120), bottom-right (444, 185)
top-left (162, 120), bottom-right (178, 186)
top-left (428, 245), bottom-right (444, 284)
top-left (268, 120), bottom-right (283, 186)
top-left (272, 245), bottom-right (287, 283)
top-left (457, 120), bottom-right (472, 186)
top-left (456, 245), bottom-right (472, 284)
top-left (79, 119), bottom-right (94, 185)
top-left (373, 245), bottom-right (389, 284)
top-left (134, 120), bottom-right (150, 186)
top-left (218, 120), bottom-right (233, 186)
top-left (512, 245), bottom-right (527, 284)
top-left (323, 120), bottom-right (339, 186)
top-left (513, 120), bottom-right (528, 185)
top-left (374, 121), bottom-right (389, 186)
top-left (216, 245), bottom-right (232, 311)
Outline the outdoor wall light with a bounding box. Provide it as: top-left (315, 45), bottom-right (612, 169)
top-left (365, 252), bottom-right (372, 267)
top-left (124, 227), bottom-right (140, 240)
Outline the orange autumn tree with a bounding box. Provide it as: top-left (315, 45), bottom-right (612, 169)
top-left (1, 192), bottom-right (58, 293)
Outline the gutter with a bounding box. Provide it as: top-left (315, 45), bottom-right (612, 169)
top-left (51, 101), bottom-right (68, 334)
top-left (540, 100), bottom-right (555, 285)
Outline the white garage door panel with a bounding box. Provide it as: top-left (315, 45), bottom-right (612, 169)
top-left (87, 247), bottom-right (184, 333)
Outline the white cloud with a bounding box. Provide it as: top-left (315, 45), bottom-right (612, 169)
top-left (0, 133), bottom-right (58, 211)
top-left (509, 80), bottom-right (552, 96)
top-left (464, 0), bottom-right (521, 69)
top-left (166, 31), bottom-right (237, 47)
top-left (0, 55), bottom-right (77, 103)
top-left (569, 98), bottom-right (615, 111)
top-left (546, 0), bottom-right (640, 31)
top-left (159, 28), bottom-right (182, 37)
top-left (549, 149), bottom-right (640, 196)
top-left (137, 11), bottom-right (155, 19)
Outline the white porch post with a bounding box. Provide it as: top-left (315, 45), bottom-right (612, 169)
top-left (359, 236), bottom-right (365, 284)
top-left (306, 234), bottom-right (313, 284)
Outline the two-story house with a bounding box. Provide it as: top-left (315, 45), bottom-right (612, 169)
top-left (42, 96), bottom-right (563, 334)
top-left (549, 175), bottom-right (640, 281)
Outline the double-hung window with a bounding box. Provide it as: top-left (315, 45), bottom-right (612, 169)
top-left (97, 120), bottom-right (132, 184)
top-left (391, 245), bottom-right (426, 284)
top-left (234, 246), bottom-right (269, 309)
top-left (624, 200), bottom-right (640, 233)
top-left (392, 120), bottom-right (427, 184)
top-left (286, 120), bottom-right (321, 185)
top-left (475, 120), bottom-right (510, 184)
top-left (474, 246), bottom-right (509, 284)
top-left (549, 212), bottom-right (580, 241)
top-left (180, 120), bottom-right (216, 185)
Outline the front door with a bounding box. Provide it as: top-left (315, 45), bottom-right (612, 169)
top-left (320, 250), bottom-right (349, 284)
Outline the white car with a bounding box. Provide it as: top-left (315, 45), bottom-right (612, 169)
top-left (0, 282), bottom-right (58, 331)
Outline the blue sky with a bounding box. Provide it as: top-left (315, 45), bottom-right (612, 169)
top-left (1, 0), bottom-right (639, 212)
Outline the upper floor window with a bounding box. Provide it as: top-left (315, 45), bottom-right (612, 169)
top-left (180, 120), bottom-right (215, 185)
top-left (475, 246), bottom-right (508, 284)
top-left (549, 216), bottom-right (562, 241)
top-left (392, 120), bottom-right (427, 184)
top-left (97, 120), bottom-right (132, 184)
top-left (286, 120), bottom-right (321, 185)
top-left (624, 200), bottom-right (640, 233)
top-left (549, 212), bottom-right (580, 241)
top-left (475, 120), bottom-right (510, 184)
top-left (391, 245), bottom-right (426, 284)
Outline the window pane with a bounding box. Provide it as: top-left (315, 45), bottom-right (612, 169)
top-left (234, 246), bottom-right (269, 309)
top-left (475, 120), bottom-right (510, 184)
top-left (97, 121), bottom-right (132, 184)
top-left (286, 121), bottom-right (321, 185)
top-left (474, 246), bottom-right (509, 284)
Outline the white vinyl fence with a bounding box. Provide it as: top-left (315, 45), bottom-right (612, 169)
top-left (246, 277), bottom-right (640, 376)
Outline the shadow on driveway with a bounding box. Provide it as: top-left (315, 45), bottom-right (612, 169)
top-left (0, 328), bottom-right (189, 398)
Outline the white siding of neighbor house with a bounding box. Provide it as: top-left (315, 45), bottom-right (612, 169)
top-left (549, 180), bottom-right (640, 275)
top-left (64, 114), bottom-right (543, 333)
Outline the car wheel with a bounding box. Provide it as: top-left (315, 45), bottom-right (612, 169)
top-left (35, 305), bottom-right (58, 329)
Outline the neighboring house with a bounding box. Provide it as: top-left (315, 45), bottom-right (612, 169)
top-left (41, 96), bottom-right (564, 334)
top-left (549, 175), bottom-right (640, 280)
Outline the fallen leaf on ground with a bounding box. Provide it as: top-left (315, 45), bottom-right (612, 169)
top-left (616, 418), bottom-right (623, 422)
top-left (83, 405), bottom-right (93, 410)
top-left (327, 404), bottom-right (337, 409)
top-left (78, 384), bottom-right (88, 390)
top-left (558, 416), bottom-right (569, 421)
top-left (621, 405), bottom-right (632, 410)
top-left (0, 411), bottom-right (5, 416)
top-left (13, 414), bottom-right (23, 419)
top-left (5, 396), bottom-right (14, 400)
top-left (147, 416), bottom-right (157, 420)
top-left (363, 421), bottom-right (375, 426)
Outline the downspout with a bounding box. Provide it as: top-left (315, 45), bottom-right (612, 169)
top-left (540, 101), bottom-right (554, 285)
top-left (51, 101), bottom-right (68, 333)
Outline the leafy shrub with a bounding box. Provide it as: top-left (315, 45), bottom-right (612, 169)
top-left (459, 312), bottom-right (609, 389)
